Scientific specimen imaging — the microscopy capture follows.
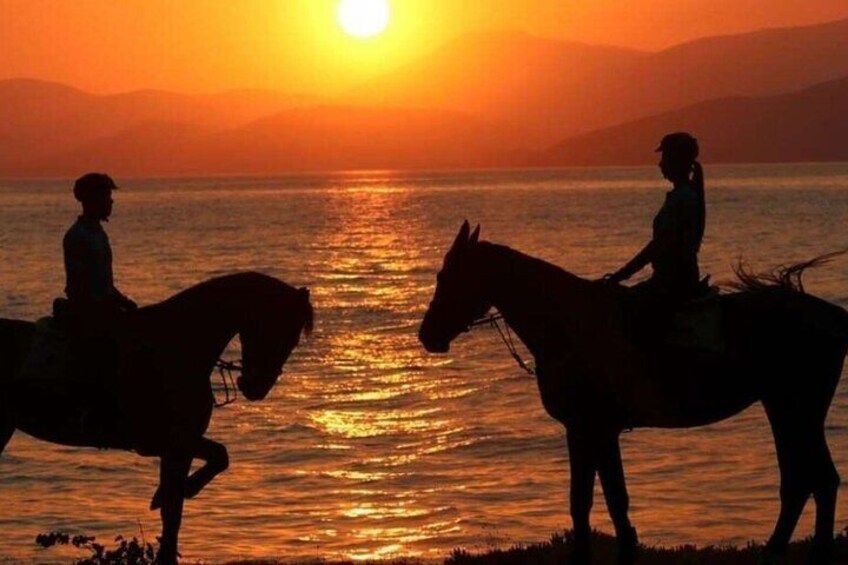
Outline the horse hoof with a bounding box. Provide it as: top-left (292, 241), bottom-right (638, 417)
top-left (571, 544), bottom-right (592, 565)
top-left (155, 546), bottom-right (179, 565)
top-left (810, 542), bottom-right (833, 565)
top-left (617, 527), bottom-right (639, 565)
top-left (759, 547), bottom-right (788, 565)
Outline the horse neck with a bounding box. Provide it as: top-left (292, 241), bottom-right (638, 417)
top-left (478, 243), bottom-right (596, 361)
top-left (145, 280), bottom-right (244, 372)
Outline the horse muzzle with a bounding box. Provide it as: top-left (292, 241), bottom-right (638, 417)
top-left (419, 330), bottom-right (451, 353)
top-left (236, 376), bottom-right (265, 401)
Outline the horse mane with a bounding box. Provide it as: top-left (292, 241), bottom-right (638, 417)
top-left (478, 241), bottom-right (588, 288)
top-left (160, 272), bottom-right (293, 305)
top-left (729, 249), bottom-right (848, 295)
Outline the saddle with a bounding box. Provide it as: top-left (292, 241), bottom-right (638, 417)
top-left (617, 277), bottom-right (725, 354)
top-left (666, 285), bottom-right (725, 353)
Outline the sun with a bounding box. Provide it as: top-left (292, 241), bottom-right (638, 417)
top-left (337, 0), bottom-right (391, 39)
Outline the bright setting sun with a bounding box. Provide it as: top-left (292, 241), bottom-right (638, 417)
top-left (337, 0), bottom-right (391, 39)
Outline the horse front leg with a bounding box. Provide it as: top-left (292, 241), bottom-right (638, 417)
top-left (158, 452), bottom-right (192, 565)
top-left (597, 433), bottom-right (638, 565)
top-left (185, 438), bottom-right (229, 500)
top-left (151, 438), bottom-right (229, 510)
top-left (567, 427), bottom-right (597, 565)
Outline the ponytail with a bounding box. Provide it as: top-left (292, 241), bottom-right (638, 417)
top-left (691, 161), bottom-right (706, 246)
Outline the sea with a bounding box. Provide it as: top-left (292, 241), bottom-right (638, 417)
top-left (1, 164), bottom-right (847, 563)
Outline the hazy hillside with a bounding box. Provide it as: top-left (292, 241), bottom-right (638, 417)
top-left (351, 31), bottom-right (648, 144)
top-left (541, 76), bottom-right (848, 166)
top-left (21, 106), bottom-right (531, 177)
top-left (356, 18), bottom-right (848, 141)
top-left (0, 79), bottom-right (313, 174)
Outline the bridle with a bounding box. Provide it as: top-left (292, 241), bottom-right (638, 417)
top-left (468, 310), bottom-right (535, 376)
top-left (212, 358), bottom-right (242, 408)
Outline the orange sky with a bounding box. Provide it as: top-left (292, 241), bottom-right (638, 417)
top-left (2, 0), bottom-right (847, 95)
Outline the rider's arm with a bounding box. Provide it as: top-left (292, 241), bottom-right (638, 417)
top-left (111, 286), bottom-right (138, 311)
top-left (63, 231), bottom-right (98, 304)
top-left (608, 240), bottom-right (656, 283)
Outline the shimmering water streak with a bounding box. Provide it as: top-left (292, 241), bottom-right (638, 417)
top-left (0, 164), bottom-right (847, 562)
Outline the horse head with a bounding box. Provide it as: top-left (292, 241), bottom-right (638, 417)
top-left (419, 220), bottom-right (492, 353)
top-left (237, 279), bottom-right (314, 401)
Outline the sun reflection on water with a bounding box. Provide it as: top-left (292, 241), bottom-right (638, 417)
top-left (293, 176), bottom-right (472, 559)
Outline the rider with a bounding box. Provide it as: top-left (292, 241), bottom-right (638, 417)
top-left (62, 173), bottom-right (137, 401)
top-left (64, 173), bottom-right (137, 314)
top-left (605, 132), bottom-right (705, 302)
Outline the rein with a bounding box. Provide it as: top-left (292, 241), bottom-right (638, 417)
top-left (212, 359), bottom-right (243, 408)
top-left (469, 311), bottom-right (535, 376)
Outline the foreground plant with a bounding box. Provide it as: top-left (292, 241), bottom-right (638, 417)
top-left (36, 531), bottom-right (157, 565)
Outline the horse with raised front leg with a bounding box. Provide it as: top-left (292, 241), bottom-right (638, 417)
top-left (0, 272), bottom-right (314, 564)
top-left (419, 221), bottom-right (848, 565)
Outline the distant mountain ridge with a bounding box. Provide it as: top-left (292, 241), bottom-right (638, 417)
top-left (12, 104), bottom-right (532, 177)
top-left (355, 17), bottom-right (848, 142)
top-left (0, 79), bottom-right (316, 173)
top-left (2, 17), bottom-right (848, 177)
top-left (541, 76), bottom-right (848, 166)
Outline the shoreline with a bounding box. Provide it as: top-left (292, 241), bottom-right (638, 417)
top-left (221, 530), bottom-right (848, 565)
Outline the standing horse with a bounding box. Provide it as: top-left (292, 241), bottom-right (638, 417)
top-left (0, 272), bottom-right (314, 564)
top-left (419, 222), bottom-right (848, 565)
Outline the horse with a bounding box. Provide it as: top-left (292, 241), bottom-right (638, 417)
top-left (0, 272), bottom-right (314, 564)
top-left (418, 221), bottom-right (848, 565)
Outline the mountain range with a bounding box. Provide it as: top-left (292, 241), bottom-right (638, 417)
top-left (541, 76), bottom-right (848, 166)
top-left (2, 17), bottom-right (847, 177)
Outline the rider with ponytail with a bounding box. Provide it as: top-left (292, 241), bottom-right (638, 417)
top-left (606, 132), bottom-right (705, 301)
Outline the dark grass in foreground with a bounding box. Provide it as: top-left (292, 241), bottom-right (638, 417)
top-left (223, 530), bottom-right (848, 565)
top-left (39, 529), bottom-right (848, 564)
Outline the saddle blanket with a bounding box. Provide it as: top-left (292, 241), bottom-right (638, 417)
top-left (666, 291), bottom-right (725, 353)
top-left (16, 317), bottom-right (69, 384)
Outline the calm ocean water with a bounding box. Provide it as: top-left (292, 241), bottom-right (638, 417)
top-left (1, 164), bottom-right (848, 563)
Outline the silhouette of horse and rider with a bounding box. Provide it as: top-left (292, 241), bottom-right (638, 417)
top-left (2, 134), bottom-right (847, 565)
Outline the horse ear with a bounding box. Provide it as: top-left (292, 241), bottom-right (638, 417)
top-left (450, 220), bottom-right (471, 252)
top-left (469, 224), bottom-right (481, 244)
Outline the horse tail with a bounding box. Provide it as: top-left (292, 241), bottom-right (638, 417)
top-left (730, 250), bottom-right (848, 351)
top-left (297, 287), bottom-right (314, 338)
top-left (729, 248), bottom-right (848, 295)
top-left (304, 299), bottom-right (314, 338)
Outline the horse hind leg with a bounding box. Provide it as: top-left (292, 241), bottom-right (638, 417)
top-left (810, 430), bottom-right (839, 565)
top-left (763, 403), bottom-right (815, 559)
top-left (0, 408), bottom-right (13, 456)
